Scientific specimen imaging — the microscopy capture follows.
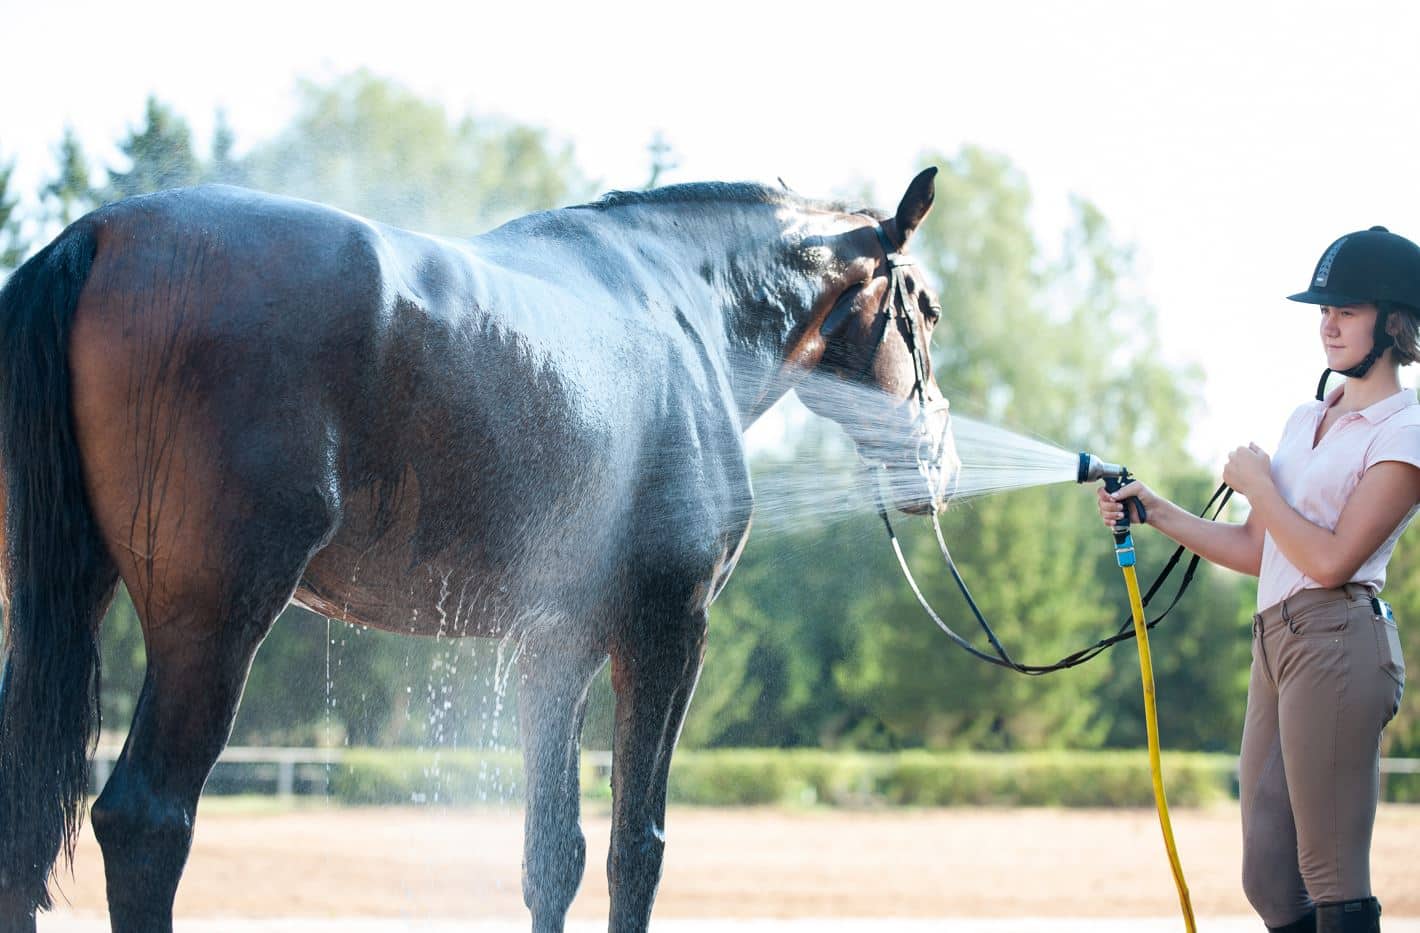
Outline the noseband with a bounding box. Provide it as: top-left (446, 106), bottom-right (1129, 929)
top-left (835, 223), bottom-right (950, 483)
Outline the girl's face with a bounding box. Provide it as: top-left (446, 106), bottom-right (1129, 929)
top-left (1319, 302), bottom-right (1380, 371)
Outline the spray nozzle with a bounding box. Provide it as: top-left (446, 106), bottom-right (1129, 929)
top-left (1078, 451), bottom-right (1146, 538)
top-left (1077, 452), bottom-right (1129, 485)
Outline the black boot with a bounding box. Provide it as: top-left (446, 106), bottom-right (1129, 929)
top-left (1317, 897), bottom-right (1381, 932)
top-left (1269, 909), bottom-right (1316, 932)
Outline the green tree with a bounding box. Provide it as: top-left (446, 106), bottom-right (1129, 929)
top-left (686, 147), bottom-right (1254, 752)
top-left (1374, 530), bottom-right (1420, 757)
top-left (242, 69), bottom-right (591, 235)
top-left (644, 131), bottom-right (677, 189)
top-left (0, 152), bottom-right (28, 273)
top-left (105, 95), bottom-right (201, 200)
top-left (97, 591), bottom-right (146, 737)
top-left (43, 126), bottom-right (96, 227)
top-left (206, 108), bottom-right (245, 186)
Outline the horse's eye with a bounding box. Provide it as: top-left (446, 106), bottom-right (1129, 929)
top-left (921, 293), bottom-right (941, 324)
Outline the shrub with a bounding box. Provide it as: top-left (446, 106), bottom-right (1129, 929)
top-left (300, 747), bottom-right (1391, 808)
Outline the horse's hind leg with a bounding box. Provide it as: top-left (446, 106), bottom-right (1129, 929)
top-left (91, 509), bottom-right (335, 932)
top-left (92, 580), bottom-right (302, 930)
top-left (518, 633), bottom-right (607, 933)
top-left (606, 606), bottom-right (707, 932)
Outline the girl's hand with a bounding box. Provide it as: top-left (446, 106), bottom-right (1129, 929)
top-left (1223, 443), bottom-right (1274, 498)
top-left (1096, 480), bottom-right (1156, 530)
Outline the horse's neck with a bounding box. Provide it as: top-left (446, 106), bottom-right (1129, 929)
top-left (606, 201), bottom-right (844, 424)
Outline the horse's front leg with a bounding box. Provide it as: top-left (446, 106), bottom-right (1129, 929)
top-left (606, 606), bottom-right (708, 932)
top-left (518, 634), bottom-right (607, 933)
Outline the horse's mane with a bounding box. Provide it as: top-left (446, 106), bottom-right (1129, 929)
top-left (575, 181), bottom-right (884, 220)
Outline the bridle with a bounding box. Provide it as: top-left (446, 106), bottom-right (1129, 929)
top-left (846, 229), bottom-right (1226, 676)
top-left (822, 221), bottom-right (953, 505)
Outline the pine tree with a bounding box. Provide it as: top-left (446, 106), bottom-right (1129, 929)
top-left (0, 154), bottom-right (29, 273)
top-left (207, 108), bottom-right (245, 186)
top-left (105, 95), bottom-right (201, 200)
top-left (644, 131), bottom-right (677, 189)
top-left (43, 126), bottom-right (95, 226)
top-left (242, 70), bottom-right (591, 236)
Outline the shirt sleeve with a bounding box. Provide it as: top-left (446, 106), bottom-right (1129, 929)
top-left (1365, 422), bottom-right (1420, 472)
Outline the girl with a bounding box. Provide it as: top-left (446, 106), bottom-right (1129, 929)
top-left (1099, 227), bottom-right (1418, 933)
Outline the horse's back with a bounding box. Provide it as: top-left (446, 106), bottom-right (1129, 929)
top-left (62, 187), bottom-right (699, 635)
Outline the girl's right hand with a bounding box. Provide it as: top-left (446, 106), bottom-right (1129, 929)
top-left (1096, 481), bottom-right (1156, 530)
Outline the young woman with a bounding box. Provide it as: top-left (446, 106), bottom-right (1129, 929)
top-left (1099, 227), bottom-right (1418, 933)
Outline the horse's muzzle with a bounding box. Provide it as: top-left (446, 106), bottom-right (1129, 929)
top-left (872, 401), bottom-right (958, 515)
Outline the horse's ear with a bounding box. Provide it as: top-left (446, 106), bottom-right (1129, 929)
top-left (820, 284), bottom-right (864, 336)
top-left (893, 167), bottom-right (938, 248)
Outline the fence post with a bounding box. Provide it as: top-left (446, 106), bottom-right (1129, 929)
top-left (278, 758), bottom-right (296, 798)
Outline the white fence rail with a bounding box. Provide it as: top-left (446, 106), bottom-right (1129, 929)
top-left (88, 747), bottom-right (1418, 800)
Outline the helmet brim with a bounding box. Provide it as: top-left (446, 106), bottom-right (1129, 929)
top-left (1287, 289), bottom-right (1371, 307)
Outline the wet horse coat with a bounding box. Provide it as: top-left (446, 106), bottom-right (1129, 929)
top-left (0, 173), bottom-right (950, 932)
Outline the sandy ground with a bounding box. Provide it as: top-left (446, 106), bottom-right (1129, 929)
top-left (40, 802), bottom-right (1419, 927)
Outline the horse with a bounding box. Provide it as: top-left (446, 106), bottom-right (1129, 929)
top-left (0, 168), bottom-right (956, 932)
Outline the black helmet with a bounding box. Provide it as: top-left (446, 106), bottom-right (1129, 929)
top-left (1287, 226), bottom-right (1420, 309)
top-left (1288, 226), bottom-right (1420, 398)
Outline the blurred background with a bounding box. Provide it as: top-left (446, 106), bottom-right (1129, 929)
top-left (1, 0), bottom-right (1417, 809)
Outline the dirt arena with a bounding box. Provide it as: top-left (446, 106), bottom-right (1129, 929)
top-left (38, 801), bottom-right (1418, 928)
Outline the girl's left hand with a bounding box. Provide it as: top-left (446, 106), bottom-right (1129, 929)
top-left (1223, 443), bottom-right (1274, 497)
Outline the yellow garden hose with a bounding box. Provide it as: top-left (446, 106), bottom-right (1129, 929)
top-left (880, 455), bottom-right (1204, 931)
top-left (1121, 560), bottom-right (1196, 932)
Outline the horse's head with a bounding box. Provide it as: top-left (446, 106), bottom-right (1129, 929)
top-left (796, 168), bottom-right (959, 515)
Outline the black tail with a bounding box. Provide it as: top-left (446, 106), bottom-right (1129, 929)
top-left (0, 225), bottom-right (115, 912)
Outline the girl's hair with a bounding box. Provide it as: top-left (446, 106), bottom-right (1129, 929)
top-left (1383, 301), bottom-right (1420, 366)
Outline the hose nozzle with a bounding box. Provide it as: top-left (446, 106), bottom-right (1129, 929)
top-left (1078, 451), bottom-right (1145, 538)
top-left (1077, 452), bottom-right (1128, 484)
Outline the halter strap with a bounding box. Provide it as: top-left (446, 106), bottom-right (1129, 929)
top-left (872, 224), bottom-right (910, 267)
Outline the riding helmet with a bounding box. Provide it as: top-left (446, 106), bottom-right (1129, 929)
top-left (1288, 226), bottom-right (1420, 310)
top-left (1288, 226), bottom-right (1420, 394)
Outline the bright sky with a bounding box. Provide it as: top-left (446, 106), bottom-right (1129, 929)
top-left (4, 0), bottom-right (1419, 469)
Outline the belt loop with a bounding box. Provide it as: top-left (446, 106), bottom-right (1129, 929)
top-left (1282, 597), bottom-right (1301, 634)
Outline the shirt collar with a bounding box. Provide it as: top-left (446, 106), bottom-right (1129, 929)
top-left (1321, 385), bottom-right (1419, 424)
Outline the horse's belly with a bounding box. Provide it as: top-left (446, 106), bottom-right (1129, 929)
top-left (295, 453), bottom-right (629, 640)
top-left (294, 546), bottom-right (513, 638)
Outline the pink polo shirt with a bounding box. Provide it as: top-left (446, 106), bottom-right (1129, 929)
top-left (1257, 385), bottom-right (1420, 610)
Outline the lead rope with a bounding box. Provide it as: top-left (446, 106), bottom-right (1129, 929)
top-left (873, 474), bottom-right (1232, 674)
top-left (876, 469), bottom-right (1221, 931)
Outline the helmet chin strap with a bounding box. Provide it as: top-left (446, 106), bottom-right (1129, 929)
top-left (1315, 308), bottom-right (1393, 400)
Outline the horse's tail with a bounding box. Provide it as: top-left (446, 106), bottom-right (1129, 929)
top-left (0, 223), bottom-right (112, 911)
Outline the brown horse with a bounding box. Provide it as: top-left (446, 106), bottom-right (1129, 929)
top-left (0, 169), bottom-right (954, 932)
